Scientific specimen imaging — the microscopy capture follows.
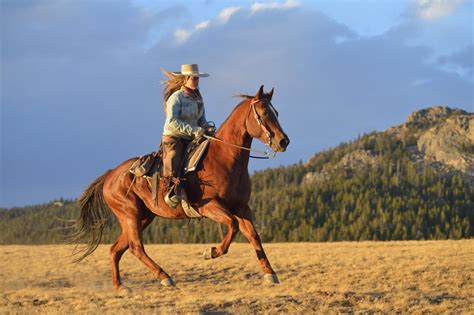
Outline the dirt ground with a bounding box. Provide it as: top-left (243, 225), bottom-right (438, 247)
top-left (1, 240), bottom-right (473, 313)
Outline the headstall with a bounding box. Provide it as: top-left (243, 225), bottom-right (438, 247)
top-left (204, 98), bottom-right (279, 159)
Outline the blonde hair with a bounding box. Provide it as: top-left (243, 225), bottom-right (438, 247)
top-left (160, 68), bottom-right (188, 110)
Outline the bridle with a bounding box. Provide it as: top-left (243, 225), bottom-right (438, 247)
top-left (203, 98), bottom-right (278, 159)
top-left (250, 98), bottom-right (274, 148)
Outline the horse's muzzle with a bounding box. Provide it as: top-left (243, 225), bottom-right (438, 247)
top-left (279, 137), bottom-right (289, 150)
top-left (274, 134), bottom-right (290, 152)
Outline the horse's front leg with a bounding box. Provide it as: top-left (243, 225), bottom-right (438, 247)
top-left (235, 205), bottom-right (279, 284)
top-left (200, 199), bottom-right (239, 259)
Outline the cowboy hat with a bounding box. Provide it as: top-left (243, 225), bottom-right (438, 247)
top-left (171, 64), bottom-right (209, 77)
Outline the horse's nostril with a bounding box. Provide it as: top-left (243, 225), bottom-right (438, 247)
top-left (280, 138), bottom-right (289, 148)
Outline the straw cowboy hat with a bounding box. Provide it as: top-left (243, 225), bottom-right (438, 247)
top-left (171, 64), bottom-right (209, 77)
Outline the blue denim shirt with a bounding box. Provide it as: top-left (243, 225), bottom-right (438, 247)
top-left (162, 89), bottom-right (210, 139)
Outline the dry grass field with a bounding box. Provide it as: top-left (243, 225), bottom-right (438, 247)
top-left (1, 240), bottom-right (473, 313)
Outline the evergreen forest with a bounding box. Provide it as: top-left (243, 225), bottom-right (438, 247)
top-left (1, 132), bottom-right (472, 244)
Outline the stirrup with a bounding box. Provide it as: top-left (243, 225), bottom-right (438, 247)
top-left (164, 186), bottom-right (181, 208)
top-left (180, 190), bottom-right (202, 218)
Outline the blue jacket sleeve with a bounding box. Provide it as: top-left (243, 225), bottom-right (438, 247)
top-left (198, 107), bottom-right (211, 128)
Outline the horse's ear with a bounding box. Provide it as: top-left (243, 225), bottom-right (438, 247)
top-left (256, 85), bottom-right (264, 99)
top-left (268, 87), bottom-right (274, 100)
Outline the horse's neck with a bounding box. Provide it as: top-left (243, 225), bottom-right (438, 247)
top-left (212, 101), bottom-right (252, 168)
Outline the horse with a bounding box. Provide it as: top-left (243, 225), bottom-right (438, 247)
top-left (73, 85), bottom-right (290, 291)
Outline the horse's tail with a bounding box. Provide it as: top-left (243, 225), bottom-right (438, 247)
top-left (71, 170), bottom-right (112, 263)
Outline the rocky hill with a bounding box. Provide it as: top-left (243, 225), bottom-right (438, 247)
top-left (1, 106), bottom-right (473, 244)
top-left (304, 106), bottom-right (473, 186)
top-left (390, 106), bottom-right (473, 175)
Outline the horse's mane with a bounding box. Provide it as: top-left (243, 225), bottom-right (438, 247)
top-left (234, 94), bottom-right (253, 100)
top-left (215, 96), bottom-right (252, 132)
top-left (234, 93), bottom-right (271, 100)
top-left (230, 92), bottom-right (271, 112)
top-left (217, 90), bottom-right (272, 131)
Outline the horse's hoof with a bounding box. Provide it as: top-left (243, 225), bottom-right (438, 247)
top-left (116, 285), bottom-right (132, 294)
top-left (203, 247), bottom-right (216, 260)
top-left (264, 273), bottom-right (280, 284)
top-left (160, 277), bottom-right (175, 287)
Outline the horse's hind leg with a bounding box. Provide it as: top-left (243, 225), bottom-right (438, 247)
top-left (124, 212), bottom-right (174, 286)
top-left (110, 214), bottom-right (154, 291)
top-left (110, 232), bottom-right (129, 291)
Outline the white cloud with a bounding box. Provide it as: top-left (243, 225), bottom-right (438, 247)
top-left (170, 1), bottom-right (298, 45)
top-left (416, 0), bottom-right (464, 20)
top-left (173, 29), bottom-right (191, 44)
top-left (250, 0), bottom-right (300, 14)
top-left (172, 6), bottom-right (241, 45)
top-left (173, 21), bottom-right (210, 45)
top-left (195, 20), bottom-right (210, 31)
top-left (217, 6), bottom-right (241, 24)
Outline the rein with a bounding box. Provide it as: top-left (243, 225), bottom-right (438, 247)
top-left (203, 134), bottom-right (276, 159)
top-left (203, 98), bottom-right (278, 159)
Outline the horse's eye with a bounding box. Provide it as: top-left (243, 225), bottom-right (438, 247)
top-left (263, 110), bottom-right (269, 116)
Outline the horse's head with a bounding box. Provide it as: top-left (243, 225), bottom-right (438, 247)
top-left (245, 85), bottom-right (290, 152)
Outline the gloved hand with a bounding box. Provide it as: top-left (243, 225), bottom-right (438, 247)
top-left (193, 127), bottom-right (206, 139)
top-left (206, 126), bottom-right (216, 135)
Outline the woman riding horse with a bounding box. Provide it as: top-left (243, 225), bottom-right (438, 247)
top-left (74, 82), bottom-right (290, 290)
top-left (161, 64), bottom-right (216, 208)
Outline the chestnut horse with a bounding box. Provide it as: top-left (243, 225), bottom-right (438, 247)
top-left (73, 85), bottom-right (289, 290)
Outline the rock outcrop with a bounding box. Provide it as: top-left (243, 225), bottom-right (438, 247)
top-left (304, 106), bottom-right (473, 184)
top-left (402, 106), bottom-right (473, 176)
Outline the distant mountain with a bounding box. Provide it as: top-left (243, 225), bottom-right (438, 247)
top-left (303, 106), bottom-right (473, 187)
top-left (1, 106), bottom-right (472, 244)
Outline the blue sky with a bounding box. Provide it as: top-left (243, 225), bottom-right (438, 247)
top-left (1, 0), bottom-right (473, 207)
